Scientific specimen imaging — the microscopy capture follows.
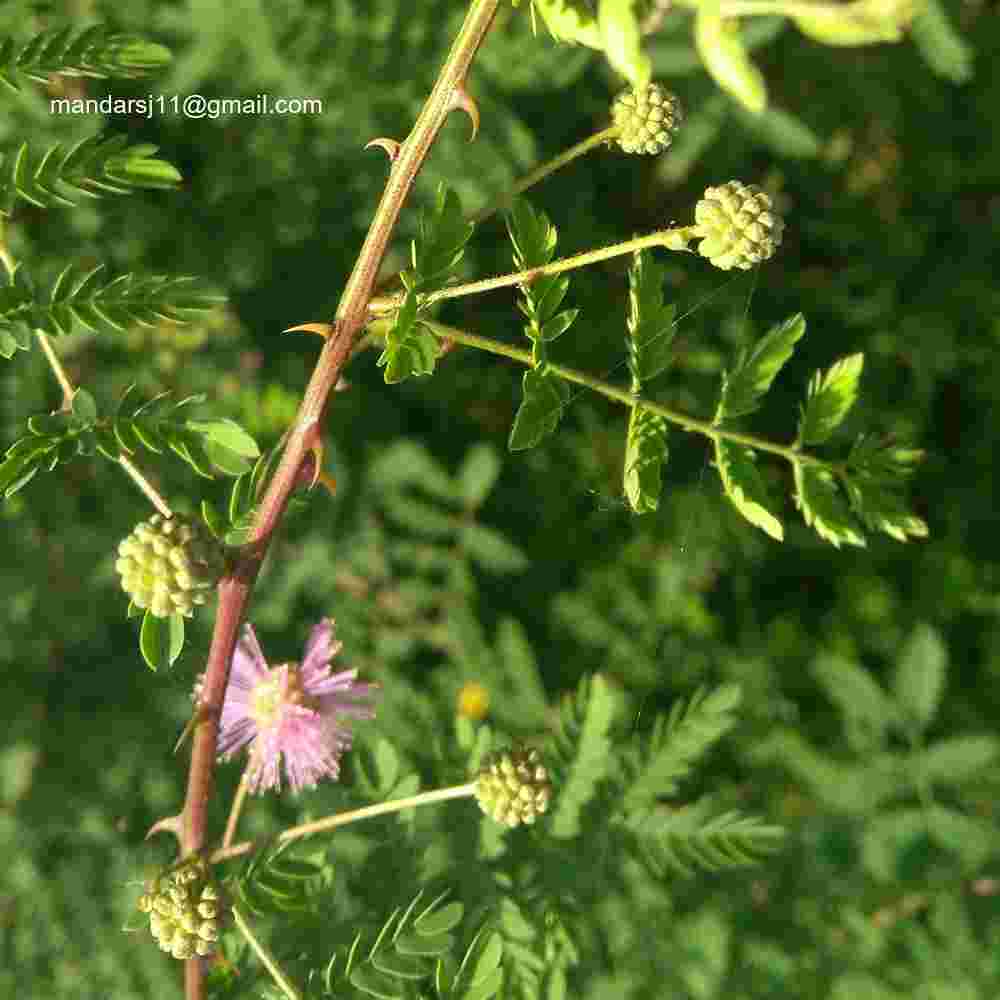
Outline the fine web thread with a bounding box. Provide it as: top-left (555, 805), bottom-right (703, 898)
top-left (569, 268), bottom-right (759, 541)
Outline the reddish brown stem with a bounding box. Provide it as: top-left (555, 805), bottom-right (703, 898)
top-left (179, 4), bottom-right (501, 997)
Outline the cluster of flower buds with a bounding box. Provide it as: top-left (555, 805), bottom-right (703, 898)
top-left (116, 513), bottom-right (225, 618)
top-left (612, 82), bottom-right (684, 155)
top-left (475, 746), bottom-right (552, 828)
top-left (611, 82), bottom-right (785, 271)
top-left (136, 857), bottom-right (222, 960)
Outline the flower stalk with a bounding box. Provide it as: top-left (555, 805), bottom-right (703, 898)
top-left (211, 782), bottom-right (479, 864)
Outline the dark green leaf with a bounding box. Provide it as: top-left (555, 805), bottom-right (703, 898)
top-left (715, 439), bottom-right (783, 540)
top-left (456, 444), bottom-right (501, 509)
top-left (627, 251), bottom-right (676, 386)
top-left (538, 308), bottom-right (578, 342)
top-left (843, 470), bottom-right (928, 543)
top-left (506, 198), bottom-right (557, 271)
top-left (508, 366), bottom-right (569, 451)
top-left (623, 404), bottom-right (668, 514)
top-left (28, 412), bottom-right (73, 436)
top-left (200, 499), bottom-right (226, 540)
top-left (349, 963), bottom-right (402, 999)
top-left (70, 388), bottom-right (98, 423)
top-left (893, 623), bottom-right (946, 730)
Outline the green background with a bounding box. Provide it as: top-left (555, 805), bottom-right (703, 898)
top-left (1, 1), bottom-right (997, 997)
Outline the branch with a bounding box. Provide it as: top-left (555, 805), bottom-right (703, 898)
top-left (422, 320), bottom-right (830, 470)
top-left (180, 4), bottom-right (502, 994)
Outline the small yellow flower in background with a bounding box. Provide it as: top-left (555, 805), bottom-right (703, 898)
top-left (457, 680), bottom-right (490, 720)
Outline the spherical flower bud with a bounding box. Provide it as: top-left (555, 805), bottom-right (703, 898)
top-left (116, 513), bottom-right (225, 618)
top-left (475, 746), bottom-right (552, 828)
top-left (612, 83), bottom-right (683, 155)
top-left (693, 180), bottom-right (784, 270)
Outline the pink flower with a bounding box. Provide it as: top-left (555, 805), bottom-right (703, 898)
top-left (210, 619), bottom-right (378, 794)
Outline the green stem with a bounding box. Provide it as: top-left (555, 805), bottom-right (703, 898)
top-left (368, 227), bottom-right (697, 317)
top-left (422, 320), bottom-right (828, 469)
top-left (231, 904), bottom-right (304, 1000)
top-left (211, 782), bottom-right (478, 865)
top-left (469, 126), bottom-right (620, 226)
top-left (183, 11), bottom-right (503, 997)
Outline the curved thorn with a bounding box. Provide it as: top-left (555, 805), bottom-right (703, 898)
top-left (284, 322), bottom-right (335, 338)
top-left (448, 85), bottom-right (479, 142)
top-left (365, 137), bottom-right (401, 161)
top-left (146, 814), bottom-right (183, 841)
top-left (306, 438), bottom-right (324, 490)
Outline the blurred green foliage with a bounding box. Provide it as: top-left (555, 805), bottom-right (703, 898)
top-left (1, 1), bottom-right (998, 998)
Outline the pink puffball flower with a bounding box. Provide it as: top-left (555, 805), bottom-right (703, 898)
top-left (208, 619), bottom-right (378, 794)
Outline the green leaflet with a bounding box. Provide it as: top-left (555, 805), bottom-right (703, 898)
top-left (528, 0), bottom-right (650, 86)
top-left (456, 443), bottom-right (502, 509)
top-left (623, 405), bottom-right (668, 514)
top-left (624, 685), bottom-right (742, 811)
top-left (892, 624), bottom-right (947, 731)
top-left (716, 313), bottom-right (806, 423)
top-left (694, 11), bottom-right (767, 114)
top-left (529, 0), bottom-right (604, 49)
top-left (0, 25), bottom-right (171, 92)
top-left (622, 252), bottom-right (675, 512)
top-left (0, 384), bottom-right (260, 499)
top-left (506, 200), bottom-right (577, 451)
top-left (378, 183), bottom-right (471, 384)
top-left (0, 263), bottom-right (222, 343)
top-left (549, 675), bottom-right (618, 839)
top-left (844, 471), bottom-right (928, 543)
top-left (798, 353), bottom-right (864, 445)
top-left (0, 135), bottom-right (181, 217)
top-left (715, 438), bottom-right (784, 541)
top-left (411, 183), bottom-right (474, 293)
top-left (598, 0), bottom-right (651, 88)
top-left (626, 251), bottom-right (676, 385)
top-left (793, 0), bottom-right (916, 47)
top-left (377, 289), bottom-right (441, 384)
top-left (508, 366), bottom-right (570, 451)
top-left (910, 0), bottom-right (974, 83)
top-left (139, 610), bottom-right (184, 671)
top-left (793, 462), bottom-right (866, 548)
top-left (843, 434), bottom-right (928, 543)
